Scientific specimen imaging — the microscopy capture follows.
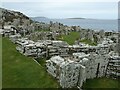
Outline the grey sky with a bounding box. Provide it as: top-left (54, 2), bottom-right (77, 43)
top-left (1, 0), bottom-right (119, 19)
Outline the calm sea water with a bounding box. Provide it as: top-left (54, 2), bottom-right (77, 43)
top-left (32, 18), bottom-right (118, 31)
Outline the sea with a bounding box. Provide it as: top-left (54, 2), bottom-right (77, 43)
top-left (32, 17), bottom-right (118, 32)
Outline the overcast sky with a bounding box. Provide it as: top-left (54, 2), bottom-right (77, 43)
top-left (1, 0), bottom-right (119, 19)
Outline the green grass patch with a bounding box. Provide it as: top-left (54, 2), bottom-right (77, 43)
top-left (80, 39), bottom-right (97, 46)
top-left (2, 37), bottom-right (59, 88)
top-left (57, 32), bottom-right (97, 46)
top-left (57, 32), bottom-right (80, 45)
top-left (82, 77), bottom-right (119, 89)
top-left (35, 58), bottom-right (46, 68)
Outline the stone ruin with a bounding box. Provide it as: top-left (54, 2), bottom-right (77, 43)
top-left (46, 56), bottom-right (85, 88)
top-left (46, 46), bottom-right (111, 88)
top-left (1, 20), bottom-right (119, 89)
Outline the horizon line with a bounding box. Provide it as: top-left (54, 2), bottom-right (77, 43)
top-left (31, 16), bottom-right (118, 20)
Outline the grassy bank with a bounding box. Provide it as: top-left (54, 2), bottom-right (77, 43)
top-left (2, 37), bottom-right (59, 88)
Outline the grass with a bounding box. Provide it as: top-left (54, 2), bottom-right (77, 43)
top-left (35, 58), bottom-right (47, 68)
top-left (57, 32), bottom-right (80, 45)
top-left (80, 39), bottom-right (97, 46)
top-left (2, 37), bottom-right (59, 88)
top-left (82, 77), bottom-right (119, 89)
top-left (57, 32), bottom-right (97, 46)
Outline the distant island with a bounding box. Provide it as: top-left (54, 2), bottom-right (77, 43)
top-left (66, 17), bottom-right (85, 19)
top-left (31, 17), bottom-right (86, 20)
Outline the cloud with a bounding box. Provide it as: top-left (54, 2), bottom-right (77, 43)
top-left (1, 0), bottom-right (120, 2)
top-left (2, 1), bottom-right (118, 19)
